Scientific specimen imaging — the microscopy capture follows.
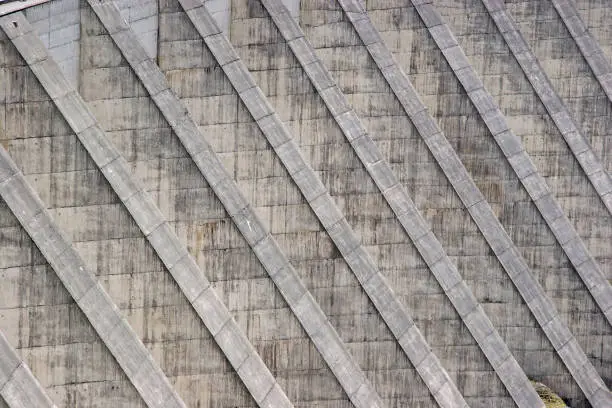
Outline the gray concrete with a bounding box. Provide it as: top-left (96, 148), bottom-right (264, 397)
top-left (481, 0), bottom-right (612, 215)
top-left (203, 0), bottom-right (468, 406)
top-left (399, 1), bottom-right (611, 405)
top-left (88, 0), bottom-right (381, 406)
top-left (0, 112), bottom-right (183, 408)
top-left (408, 0), bottom-right (612, 330)
top-left (0, 330), bottom-right (56, 408)
top-left (2, 8), bottom-right (293, 408)
top-left (262, 1), bottom-right (542, 407)
top-left (550, 0), bottom-right (612, 103)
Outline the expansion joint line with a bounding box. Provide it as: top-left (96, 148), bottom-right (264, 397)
top-left (409, 0), bottom-right (612, 327)
top-left (0, 330), bottom-right (56, 408)
top-left (481, 0), bottom-right (612, 214)
top-left (262, 0), bottom-right (546, 407)
top-left (550, 0), bottom-right (612, 104)
top-left (1, 9), bottom-right (291, 408)
top-left (88, 0), bottom-right (382, 406)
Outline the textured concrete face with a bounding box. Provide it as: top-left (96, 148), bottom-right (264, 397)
top-left (365, 2), bottom-right (610, 408)
top-left (0, 0), bottom-right (611, 407)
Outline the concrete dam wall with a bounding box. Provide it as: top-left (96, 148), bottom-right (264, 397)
top-left (0, 0), bottom-right (610, 407)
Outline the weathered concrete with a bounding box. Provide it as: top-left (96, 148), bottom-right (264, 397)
top-left (262, 1), bottom-right (544, 408)
top-left (88, 1), bottom-right (382, 406)
top-left (549, 0), bottom-right (612, 103)
top-left (0, 97), bottom-right (184, 408)
top-left (480, 0), bottom-right (612, 215)
top-left (3, 8), bottom-right (293, 408)
top-left (0, 330), bottom-right (56, 408)
top-left (0, 0), bottom-right (610, 406)
top-left (407, 0), bottom-right (612, 330)
top-left (332, 1), bottom-right (610, 407)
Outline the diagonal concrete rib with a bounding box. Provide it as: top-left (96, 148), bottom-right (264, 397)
top-left (260, 0), bottom-right (544, 407)
top-left (481, 0), bottom-right (612, 215)
top-left (407, 0), bottom-right (612, 328)
top-left (0, 330), bottom-right (56, 408)
top-left (186, 0), bottom-right (470, 406)
top-left (334, 0), bottom-right (612, 406)
top-left (85, 1), bottom-right (383, 406)
top-left (0, 11), bottom-right (292, 408)
top-left (0, 109), bottom-right (185, 408)
top-left (549, 0), bottom-right (612, 104)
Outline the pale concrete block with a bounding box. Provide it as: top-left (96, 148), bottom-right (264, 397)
top-left (77, 125), bottom-right (121, 167)
top-left (414, 231), bottom-right (445, 265)
top-left (351, 135), bottom-right (383, 166)
top-left (465, 305), bottom-right (495, 341)
top-left (335, 110), bottom-right (367, 141)
top-left (213, 178), bottom-right (249, 214)
top-left (270, 265), bottom-right (307, 305)
top-left (345, 247), bottom-right (377, 283)
top-left (0, 364), bottom-right (55, 408)
top-left (77, 284), bottom-right (122, 337)
top-left (192, 148), bottom-right (229, 187)
top-left (429, 256), bottom-right (462, 291)
top-left (527, 294), bottom-right (557, 327)
top-left (232, 206), bottom-right (267, 246)
top-left (0, 148), bottom-right (20, 183)
top-left (288, 36), bottom-right (317, 65)
top-left (222, 60), bottom-right (256, 93)
top-left (0, 174), bottom-right (45, 225)
top-left (506, 151), bottom-right (536, 179)
top-left (132, 357), bottom-right (179, 408)
top-left (454, 67), bottom-right (482, 92)
top-left (151, 88), bottom-right (189, 127)
top-left (192, 286), bottom-right (231, 336)
top-left (184, 4), bottom-right (222, 37)
top-left (133, 58), bottom-right (168, 97)
top-left (293, 167), bottom-right (327, 201)
top-left (416, 353), bottom-right (447, 394)
top-left (260, 384), bottom-right (293, 408)
top-left (253, 235), bottom-right (289, 275)
top-left (442, 46), bottom-right (471, 71)
top-left (111, 29), bottom-right (149, 64)
top-left (214, 320), bottom-right (251, 368)
top-left (468, 201), bottom-right (512, 253)
top-left (321, 86), bottom-right (351, 116)
top-left (10, 32), bottom-right (48, 65)
top-left (352, 17), bottom-right (380, 45)
top-left (239, 87), bottom-right (274, 120)
top-left (169, 255), bottom-right (210, 302)
top-left (541, 316), bottom-right (573, 349)
top-left (100, 157), bottom-right (141, 201)
top-left (123, 190), bottom-right (165, 234)
top-left (256, 114), bottom-right (290, 148)
top-left (54, 92), bottom-right (96, 133)
top-left (416, 4), bottom-right (443, 27)
top-left (88, 2), bottom-right (130, 34)
top-left (366, 41), bottom-right (395, 69)
top-left (479, 331), bottom-right (511, 369)
top-left (204, 33), bottom-right (239, 66)
top-left (0, 333), bottom-right (20, 387)
top-left (367, 160), bottom-right (396, 191)
top-left (310, 193), bottom-right (343, 228)
top-left (238, 354), bottom-right (275, 402)
top-left (327, 217), bottom-right (361, 255)
top-left (268, 10), bottom-right (302, 41)
top-left (429, 24), bottom-right (457, 50)
top-left (521, 173), bottom-right (548, 200)
top-left (302, 60), bottom-right (335, 92)
top-left (29, 57), bottom-right (72, 100)
top-left (453, 177), bottom-right (485, 208)
top-left (148, 222), bottom-right (189, 268)
top-left (104, 322), bottom-right (151, 379)
top-left (557, 338), bottom-right (589, 376)
top-left (363, 272), bottom-right (414, 336)
top-left (398, 324), bottom-right (429, 366)
top-left (481, 109), bottom-right (509, 136)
